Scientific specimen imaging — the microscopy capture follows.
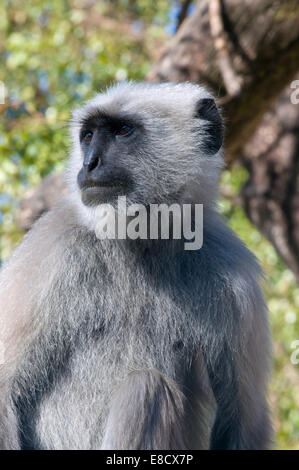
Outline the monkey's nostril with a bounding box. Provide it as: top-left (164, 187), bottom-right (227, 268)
top-left (84, 157), bottom-right (101, 173)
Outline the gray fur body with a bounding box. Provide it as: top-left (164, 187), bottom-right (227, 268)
top-left (0, 82), bottom-right (272, 450)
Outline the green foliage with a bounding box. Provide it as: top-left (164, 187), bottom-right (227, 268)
top-left (0, 0), bottom-right (298, 450)
top-left (0, 0), bottom-right (168, 260)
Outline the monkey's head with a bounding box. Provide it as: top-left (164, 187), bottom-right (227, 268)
top-left (69, 82), bottom-right (223, 224)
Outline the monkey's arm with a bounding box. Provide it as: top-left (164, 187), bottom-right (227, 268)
top-left (0, 240), bottom-right (40, 449)
top-left (0, 200), bottom-right (76, 449)
top-left (192, 219), bottom-right (273, 450)
top-left (203, 281), bottom-right (272, 450)
top-left (101, 369), bottom-right (187, 450)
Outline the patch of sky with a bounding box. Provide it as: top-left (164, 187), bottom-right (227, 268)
top-left (165, 1), bottom-right (195, 35)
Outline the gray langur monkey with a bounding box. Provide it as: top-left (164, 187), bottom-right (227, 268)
top-left (0, 82), bottom-right (272, 450)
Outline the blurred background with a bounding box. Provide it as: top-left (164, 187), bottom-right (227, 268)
top-left (0, 0), bottom-right (299, 449)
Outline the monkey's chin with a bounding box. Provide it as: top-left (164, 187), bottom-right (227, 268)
top-left (80, 186), bottom-right (127, 207)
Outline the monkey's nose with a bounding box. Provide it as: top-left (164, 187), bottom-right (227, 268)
top-left (83, 155), bottom-right (101, 173)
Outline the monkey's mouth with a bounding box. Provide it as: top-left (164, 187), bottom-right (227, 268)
top-left (80, 181), bottom-right (128, 206)
top-left (82, 180), bottom-right (127, 190)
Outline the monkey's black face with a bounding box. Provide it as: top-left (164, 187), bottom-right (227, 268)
top-left (77, 113), bottom-right (138, 206)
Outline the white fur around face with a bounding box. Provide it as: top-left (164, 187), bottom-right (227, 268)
top-left (68, 82), bottom-right (224, 232)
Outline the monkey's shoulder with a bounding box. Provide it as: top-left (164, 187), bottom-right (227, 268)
top-left (201, 219), bottom-right (262, 278)
top-left (188, 219), bottom-right (266, 316)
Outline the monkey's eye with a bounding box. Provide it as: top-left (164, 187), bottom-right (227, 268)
top-left (117, 125), bottom-right (133, 137)
top-left (83, 131), bottom-right (93, 143)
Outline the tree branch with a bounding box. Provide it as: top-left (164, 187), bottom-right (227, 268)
top-left (209, 0), bottom-right (241, 96)
top-left (176, 0), bottom-right (193, 32)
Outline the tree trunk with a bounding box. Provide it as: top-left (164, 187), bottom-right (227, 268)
top-left (148, 0), bottom-right (299, 161)
top-left (241, 76), bottom-right (299, 281)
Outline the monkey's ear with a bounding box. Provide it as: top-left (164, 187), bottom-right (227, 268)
top-left (195, 98), bottom-right (223, 155)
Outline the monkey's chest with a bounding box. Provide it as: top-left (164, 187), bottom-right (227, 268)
top-left (18, 278), bottom-right (197, 450)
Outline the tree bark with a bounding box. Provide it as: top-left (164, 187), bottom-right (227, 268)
top-left (241, 76), bottom-right (299, 281)
top-left (17, 172), bottom-right (66, 232)
top-left (148, 0), bottom-right (299, 161)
